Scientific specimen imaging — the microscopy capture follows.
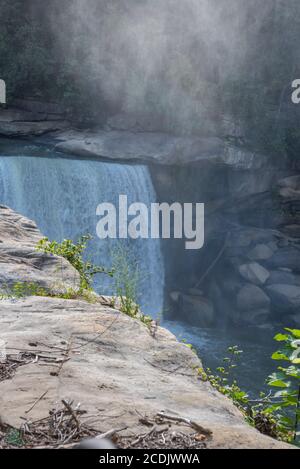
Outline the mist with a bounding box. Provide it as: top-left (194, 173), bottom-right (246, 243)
top-left (34, 0), bottom-right (288, 135)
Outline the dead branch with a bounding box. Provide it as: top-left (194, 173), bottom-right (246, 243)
top-left (156, 412), bottom-right (212, 436)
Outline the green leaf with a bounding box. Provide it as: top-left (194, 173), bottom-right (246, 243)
top-left (271, 351), bottom-right (289, 361)
top-left (285, 328), bottom-right (300, 339)
top-left (279, 416), bottom-right (294, 426)
top-left (274, 333), bottom-right (289, 342)
top-left (269, 379), bottom-right (290, 388)
top-left (283, 366), bottom-right (300, 379)
top-left (268, 372), bottom-right (291, 388)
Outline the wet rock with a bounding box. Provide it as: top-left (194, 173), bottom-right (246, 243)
top-left (266, 284), bottom-right (300, 313)
top-left (247, 244), bottom-right (274, 261)
top-left (279, 187), bottom-right (300, 200)
top-left (265, 247), bottom-right (300, 272)
top-left (170, 291), bottom-right (180, 302)
top-left (241, 308), bottom-right (271, 326)
top-left (239, 262), bottom-right (270, 286)
top-left (0, 108), bottom-right (70, 137)
top-left (237, 284), bottom-right (270, 312)
top-left (282, 225), bottom-right (300, 238)
top-left (267, 270), bottom-right (300, 287)
top-left (221, 275), bottom-right (243, 296)
top-left (278, 175), bottom-right (300, 190)
top-left (180, 294), bottom-right (215, 327)
top-left (227, 229), bottom-right (279, 249)
top-left (227, 170), bottom-right (288, 199)
top-left (54, 130), bottom-right (224, 166)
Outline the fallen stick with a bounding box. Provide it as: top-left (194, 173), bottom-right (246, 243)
top-left (25, 389), bottom-right (49, 414)
top-left (61, 400), bottom-right (80, 431)
top-left (156, 412), bottom-right (212, 436)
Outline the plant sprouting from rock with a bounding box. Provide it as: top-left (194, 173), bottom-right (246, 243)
top-left (111, 244), bottom-right (152, 326)
top-left (36, 235), bottom-right (112, 290)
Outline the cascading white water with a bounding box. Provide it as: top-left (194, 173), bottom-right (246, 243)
top-left (0, 155), bottom-right (164, 316)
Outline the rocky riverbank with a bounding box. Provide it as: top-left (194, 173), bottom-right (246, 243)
top-left (165, 172), bottom-right (300, 331)
top-left (0, 205), bottom-right (292, 449)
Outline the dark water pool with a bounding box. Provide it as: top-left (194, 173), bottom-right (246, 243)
top-left (164, 319), bottom-right (277, 397)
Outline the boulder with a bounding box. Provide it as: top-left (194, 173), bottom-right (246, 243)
top-left (266, 284), bottom-right (300, 313)
top-left (237, 284), bottom-right (270, 312)
top-left (282, 225), bottom-right (300, 238)
top-left (265, 247), bottom-right (300, 272)
top-left (240, 308), bottom-right (271, 326)
top-left (279, 187), bottom-right (300, 200)
top-left (247, 244), bottom-right (274, 261)
top-left (0, 205), bottom-right (80, 292)
top-left (278, 175), bottom-right (300, 190)
top-left (267, 270), bottom-right (300, 287)
top-left (179, 294), bottom-right (215, 327)
top-left (239, 262), bottom-right (270, 286)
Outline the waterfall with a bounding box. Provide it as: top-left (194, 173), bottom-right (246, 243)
top-left (0, 155), bottom-right (164, 316)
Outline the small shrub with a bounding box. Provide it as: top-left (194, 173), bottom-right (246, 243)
top-left (264, 328), bottom-right (300, 443)
top-left (36, 235), bottom-right (112, 290)
top-left (197, 333), bottom-right (300, 445)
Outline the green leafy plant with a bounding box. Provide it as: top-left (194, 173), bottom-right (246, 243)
top-left (264, 329), bottom-right (300, 443)
top-left (0, 281), bottom-right (99, 304)
top-left (36, 235), bottom-right (112, 290)
top-left (5, 429), bottom-right (24, 447)
top-left (198, 346), bottom-right (249, 407)
top-left (197, 332), bottom-right (300, 445)
top-left (5, 282), bottom-right (47, 299)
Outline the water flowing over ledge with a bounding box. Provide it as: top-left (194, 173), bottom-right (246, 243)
top-left (0, 155), bottom-right (164, 316)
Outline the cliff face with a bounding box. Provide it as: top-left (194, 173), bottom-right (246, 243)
top-left (0, 206), bottom-right (291, 449)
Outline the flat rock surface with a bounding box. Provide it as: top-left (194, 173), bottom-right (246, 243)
top-left (52, 129), bottom-right (277, 169)
top-left (0, 296), bottom-right (290, 449)
top-left (54, 129), bottom-right (224, 166)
